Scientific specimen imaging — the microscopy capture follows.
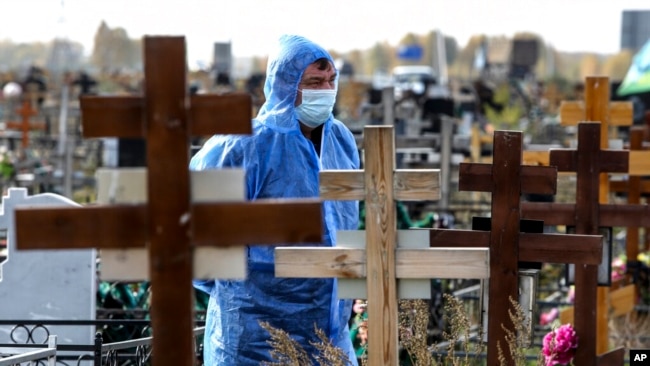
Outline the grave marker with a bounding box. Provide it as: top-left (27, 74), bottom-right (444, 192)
top-left (608, 126), bottom-right (650, 316)
top-left (276, 125), bottom-right (489, 366)
top-left (521, 122), bottom-right (642, 365)
top-left (12, 36), bottom-right (323, 366)
top-left (610, 126), bottom-right (650, 260)
top-left (5, 100), bottom-right (45, 148)
top-left (521, 76), bottom-right (643, 361)
top-left (0, 188), bottom-right (96, 348)
top-left (428, 130), bottom-right (604, 365)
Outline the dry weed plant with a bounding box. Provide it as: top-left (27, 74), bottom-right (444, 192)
top-left (263, 295), bottom-right (546, 366)
top-left (428, 293), bottom-right (485, 366)
top-left (497, 296), bottom-right (544, 366)
top-left (399, 299), bottom-right (434, 366)
top-left (259, 321), bottom-right (352, 366)
top-left (609, 310), bottom-right (650, 350)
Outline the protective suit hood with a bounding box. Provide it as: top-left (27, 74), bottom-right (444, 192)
top-left (258, 34), bottom-right (337, 131)
top-left (189, 34), bottom-right (359, 365)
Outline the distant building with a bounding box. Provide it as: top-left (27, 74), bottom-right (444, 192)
top-left (213, 42), bottom-right (233, 86)
top-left (620, 10), bottom-right (650, 52)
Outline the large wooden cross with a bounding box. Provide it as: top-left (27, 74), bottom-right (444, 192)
top-left (521, 76), bottom-right (650, 361)
top-left (428, 130), bottom-right (604, 365)
top-left (276, 125), bottom-right (490, 366)
top-left (5, 100), bottom-right (45, 148)
top-left (12, 36), bottom-right (324, 366)
top-left (520, 122), bottom-right (650, 365)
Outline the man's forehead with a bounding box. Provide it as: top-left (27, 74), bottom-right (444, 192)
top-left (302, 62), bottom-right (336, 78)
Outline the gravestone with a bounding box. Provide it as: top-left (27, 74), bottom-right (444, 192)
top-left (0, 188), bottom-right (96, 346)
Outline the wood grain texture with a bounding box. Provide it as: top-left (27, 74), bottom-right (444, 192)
top-left (276, 246), bottom-right (490, 280)
top-left (192, 200), bottom-right (323, 246)
top-left (363, 126), bottom-right (398, 366)
top-left (143, 37), bottom-right (194, 366)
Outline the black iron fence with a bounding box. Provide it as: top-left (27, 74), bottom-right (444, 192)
top-left (0, 320), bottom-right (205, 366)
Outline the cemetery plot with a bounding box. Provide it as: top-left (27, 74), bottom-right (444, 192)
top-left (428, 130), bottom-right (605, 365)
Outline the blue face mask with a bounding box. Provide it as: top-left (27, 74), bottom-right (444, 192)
top-left (295, 89), bottom-right (337, 128)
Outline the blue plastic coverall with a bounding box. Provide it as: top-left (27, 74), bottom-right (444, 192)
top-left (190, 35), bottom-right (360, 365)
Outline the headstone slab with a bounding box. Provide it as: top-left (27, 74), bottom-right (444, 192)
top-left (95, 168), bottom-right (248, 280)
top-left (0, 188), bottom-right (96, 345)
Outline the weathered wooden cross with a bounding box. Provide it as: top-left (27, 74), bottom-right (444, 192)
top-left (12, 36), bottom-right (325, 366)
top-left (276, 125), bottom-right (490, 366)
top-left (427, 130), bottom-right (604, 365)
top-left (5, 100), bottom-right (45, 148)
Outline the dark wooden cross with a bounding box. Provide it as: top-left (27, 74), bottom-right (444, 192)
top-left (522, 75), bottom-right (650, 363)
top-left (427, 130), bottom-right (604, 365)
top-left (6, 100), bottom-right (45, 148)
top-left (520, 122), bottom-right (650, 365)
top-left (13, 36), bottom-right (324, 366)
top-left (610, 126), bottom-right (650, 259)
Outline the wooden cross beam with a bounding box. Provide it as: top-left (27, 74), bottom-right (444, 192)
top-left (610, 126), bottom-right (650, 259)
top-left (523, 76), bottom-right (635, 168)
top-left (559, 77), bottom-right (633, 144)
top-left (275, 126), bottom-right (490, 366)
top-left (428, 130), bottom-right (603, 365)
top-left (13, 36), bottom-right (323, 366)
top-left (607, 127), bottom-right (650, 319)
top-left (5, 100), bottom-right (45, 148)
top-left (521, 122), bottom-right (640, 366)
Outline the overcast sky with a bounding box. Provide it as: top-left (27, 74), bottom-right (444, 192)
top-left (1, 0), bottom-right (649, 67)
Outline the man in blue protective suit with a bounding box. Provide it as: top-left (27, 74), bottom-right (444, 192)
top-left (190, 35), bottom-right (360, 365)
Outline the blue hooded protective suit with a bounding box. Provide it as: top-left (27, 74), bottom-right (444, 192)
top-left (190, 35), bottom-right (360, 365)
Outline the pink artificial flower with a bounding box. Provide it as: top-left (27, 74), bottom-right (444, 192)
top-left (542, 324), bottom-right (578, 365)
top-left (539, 308), bottom-right (559, 326)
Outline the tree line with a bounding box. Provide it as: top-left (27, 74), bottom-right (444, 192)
top-left (0, 21), bottom-right (636, 85)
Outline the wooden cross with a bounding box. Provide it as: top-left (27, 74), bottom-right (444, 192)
top-left (521, 76), bottom-right (643, 360)
top-left (610, 126), bottom-right (650, 259)
top-left (607, 126), bottom-right (650, 317)
top-left (276, 125), bottom-right (490, 366)
top-left (428, 130), bottom-right (604, 365)
top-left (523, 76), bottom-right (633, 166)
top-left (5, 100), bottom-right (45, 148)
top-left (559, 77), bottom-right (633, 144)
top-left (520, 122), bottom-right (650, 365)
top-left (13, 36), bottom-right (324, 366)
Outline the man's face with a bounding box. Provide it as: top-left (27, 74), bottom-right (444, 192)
top-left (295, 62), bottom-right (336, 106)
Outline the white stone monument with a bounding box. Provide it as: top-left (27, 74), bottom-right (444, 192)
top-left (0, 188), bottom-right (96, 347)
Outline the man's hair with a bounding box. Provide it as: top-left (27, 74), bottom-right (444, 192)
top-left (314, 58), bottom-right (332, 71)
